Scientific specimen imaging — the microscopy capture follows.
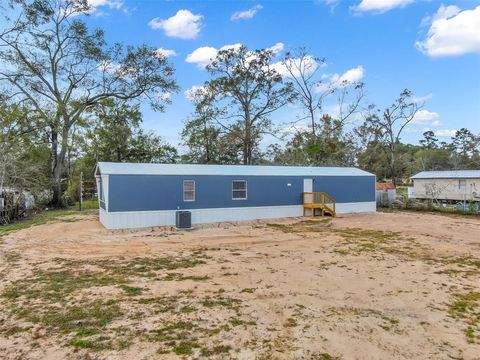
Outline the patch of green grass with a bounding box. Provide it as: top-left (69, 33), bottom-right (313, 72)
top-left (449, 292), bottom-right (480, 316)
top-left (5, 298), bottom-right (123, 351)
top-left (267, 219), bottom-right (331, 234)
top-left (466, 327), bottom-right (475, 343)
top-left (135, 297), bottom-right (177, 313)
top-left (149, 321), bottom-right (202, 354)
top-left (2, 269), bottom-right (123, 303)
top-left (317, 353), bottom-right (340, 360)
top-left (241, 287), bottom-right (256, 293)
top-left (69, 337), bottom-right (113, 351)
top-left (266, 223), bottom-right (294, 233)
top-left (0, 209), bottom-right (93, 236)
top-left (4, 325), bottom-right (29, 336)
top-left (119, 285), bottom-right (143, 296)
top-left (229, 317), bottom-right (244, 327)
top-left (163, 273), bottom-right (209, 281)
top-left (0, 255), bottom-right (205, 352)
top-left (201, 296), bottom-right (242, 309)
top-left (301, 219), bottom-right (331, 225)
top-left (40, 299), bottom-right (120, 334)
top-left (449, 292), bottom-right (480, 343)
top-left (179, 306), bottom-right (197, 313)
top-left (284, 317), bottom-right (298, 327)
top-left (201, 344), bottom-right (232, 356)
top-left (445, 257), bottom-right (480, 270)
top-left (74, 199), bottom-right (99, 210)
top-left (174, 341), bottom-right (198, 355)
top-left (56, 254), bottom-right (208, 279)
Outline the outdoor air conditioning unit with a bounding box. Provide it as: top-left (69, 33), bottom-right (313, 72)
top-left (176, 210), bottom-right (192, 229)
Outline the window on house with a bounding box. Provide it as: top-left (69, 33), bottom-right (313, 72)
top-left (459, 179), bottom-right (466, 190)
top-left (98, 177), bottom-right (105, 209)
top-left (183, 180), bottom-right (195, 201)
top-left (232, 180), bottom-right (247, 200)
top-left (99, 177), bottom-right (104, 201)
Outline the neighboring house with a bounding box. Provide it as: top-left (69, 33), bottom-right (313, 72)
top-left (0, 188), bottom-right (35, 224)
top-left (409, 170), bottom-right (480, 202)
top-left (95, 162), bottom-right (376, 230)
top-left (375, 183), bottom-right (396, 206)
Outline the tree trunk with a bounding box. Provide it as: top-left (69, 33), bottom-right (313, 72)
top-left (310, 108), bottom-right (317, 145)
top-left (243, 144), bottom-right (249, 165)
top-left (49, 124), bottom-right (69, 208)
top-left (243, 109), bottom-right (253, 165)
top-left (51, 173), bottom-right (63, 207)
top-left (390, 144), bottom-right (397, 185)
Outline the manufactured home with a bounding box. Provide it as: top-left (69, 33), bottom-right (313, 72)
top-left (410, 170), bottom-right (480, 202)
top-left (95, 162), bottom-right (376, 229)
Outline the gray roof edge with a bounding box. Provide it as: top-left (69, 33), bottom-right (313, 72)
top-left (96, 162), bottom-right (375, 177)
top-left (411, 170), bottom-right (480, 179)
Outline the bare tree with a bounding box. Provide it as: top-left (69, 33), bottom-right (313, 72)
top-left (281, 48), bottom-right (364, 144)
top-left (362, 89), bottom-right (423, 184)
top-left (0, 0), bottom-right (177, 206)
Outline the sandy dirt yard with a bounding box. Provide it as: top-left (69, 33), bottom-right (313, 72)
top-left (0, 211), bottom-right (479, 360)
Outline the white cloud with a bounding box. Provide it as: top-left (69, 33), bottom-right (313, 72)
top-left (185, 85), bottom-right (211, 101)
top-left (149, 10), bottom-right (203, 40)
top-left (318, 0), bottom-right (340, 7)
top-left (186, 46), bottom-right (218, 69)
top-left (186, 42), bottom-right (282, 70)
top-left (76, 0), bottom-right (125, 16)
top-left (336, 65), bottom-right (365, 83)
top-left (97, 60), bottom-right (121, 73)
top-left (231, 4), bottom-right (263, 21)
top-left (154, 48), bottom-right (177, 58)
top-left (411, 109), bottom-right (441, 126)
top-left (271, 55), bottom-right (319, 78)
top-left (219, 43), bottom-right (243, 52)
top-left (267, 42), bottom-right (284, 55)
top-left (315, 65), bottom-right (365, 92)
top-left (156, 92), bottom-right (172, 101)
top-left (352, 0), bottom-right (414, 14)
top-left (420, 4), bottom-right (461, 27)
top-left (435, 129), bottom-right (457, 137)
top-left (416, 5), bottom-right (480, 57)
top-left (185, 44), bottom-right (244, 70)
top-left (88, 0), bottom-right (124, 11)
top-left (412, 93), bottom-right (433, 104)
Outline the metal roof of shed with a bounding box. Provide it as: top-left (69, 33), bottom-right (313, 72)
top-left (411, 170), bottom-right (480, 179)
top-left (96, 162), bottom-right (374, 177)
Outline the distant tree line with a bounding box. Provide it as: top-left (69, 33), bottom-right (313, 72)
top-left (1, 0), bottom-right (479, 208)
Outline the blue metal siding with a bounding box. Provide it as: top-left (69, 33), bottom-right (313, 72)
top-left (108, 174), bottom-right (375, 212)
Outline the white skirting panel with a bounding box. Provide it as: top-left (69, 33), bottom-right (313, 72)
top-left (99, 207), bottom-right (108, 228)
top-left (100, 201), bottom-right (376, 230)
top-left (336, 201), bottom-right (376, 214)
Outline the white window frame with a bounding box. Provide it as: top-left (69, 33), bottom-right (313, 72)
top-left (232, 180), bottom-right (247, 200)
top-left (183, 180), bottom-right (195, 202)
top-left (98, 177), bottom-right (105, 208)
top-left (459, 179), bottom-right (466, 190)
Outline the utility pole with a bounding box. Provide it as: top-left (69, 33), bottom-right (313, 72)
top-left (79, 171), bottom-right (83, 211)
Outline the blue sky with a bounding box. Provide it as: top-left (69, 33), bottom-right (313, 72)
top-left (85, 0), bottom-right (480, 148)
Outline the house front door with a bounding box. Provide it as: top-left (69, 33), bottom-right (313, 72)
top-left (303, 178), bottom-right (313, 193)
top-left (303, 178), bottom-right (313, 204)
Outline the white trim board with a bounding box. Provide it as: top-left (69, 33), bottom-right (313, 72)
top-left (99, 202), bottom-right (376, 230)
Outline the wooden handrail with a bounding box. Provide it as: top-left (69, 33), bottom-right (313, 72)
top-left (303, 192), bottom-right (336, 217)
